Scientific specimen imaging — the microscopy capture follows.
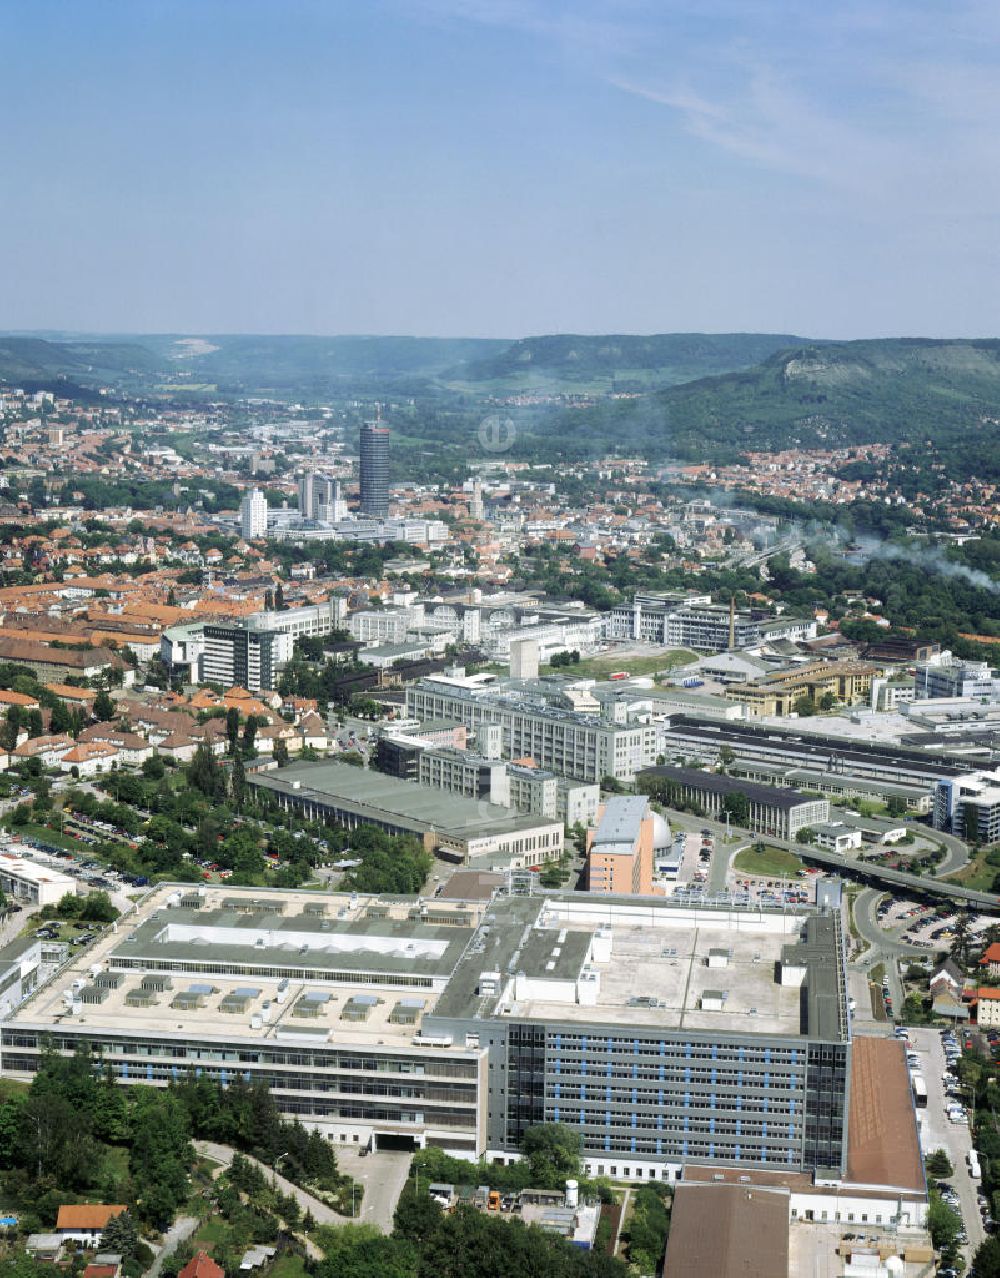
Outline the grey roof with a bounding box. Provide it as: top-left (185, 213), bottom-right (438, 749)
top-left (641, 765), bottom-right (822, 812)
top-left (249, 761), bottom-right (558, 842)
top-left (781, 914), bottom-right (847, 1041)
top-left (111, 906), bottom-right (474, 981)
top-left (592, 796), bottom-right (648, 853)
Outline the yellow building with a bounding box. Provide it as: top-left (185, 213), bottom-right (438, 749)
top-left (725, 661), bottom-right (880, 718)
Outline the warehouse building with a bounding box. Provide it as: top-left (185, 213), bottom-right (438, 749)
top-left (638, 766), bottom-right (830, 840)
top-left (0, 851), bottom-right (76, 907)
top-left (249, 761), bottom-right (564, 867)
top-left (1, 883), bottom-right (852, 1184)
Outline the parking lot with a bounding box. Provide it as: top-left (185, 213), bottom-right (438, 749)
top-left (906, 1025), bottom-right (985, 1264)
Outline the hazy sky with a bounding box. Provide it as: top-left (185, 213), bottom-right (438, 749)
top-left (3, 0), bottom-right (1000, 338)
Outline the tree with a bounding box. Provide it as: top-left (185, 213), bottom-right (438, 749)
top-left (972, 1235), bottom-right (1000, 1277)
top-left (93, 688), bottom-right (116, 722)
top-left (522, 1122), bottom-right (581, 1186)
top-left (721, 790), bottom-right (751, 827)
top-left (142, 754), bottom-right (165, 780)
top-left (886, 795), bottom-right (908, 818)
top-left (718, 744), bottom-right (736, 771)
top-left (129, 1089), bottom-right (192, 1230)
top-left (926, 1149), bottom-right (953, 1178)
top-left (393, 1184), bottom-right (443, 1245)
top-left (226, 706), bottom-right (240, 756)
top-left (231, 753), bottom-right (246, 812)
top-left (242, 715), bottom-right (261, 756)
top-left (951, 911), bottom-right (973, 970)
top-left (187, 743), bottom-right (223, 800)
top-left (273, 739), bottom-right (289, 767)
top-left (48, 700), bottom-right (70, 735)
top-left (80, 891), bottom-right (119, 924)
top-left (312, 1226), bottom-right (417, 1278)
top-left (927, 1190), bottom-right (962, 1253)
top-left (101, 1210), bottom-right (140, 1262)
top-left (793, 694), bottom-right (816, 717)
top-left (0, 707), bottom-right (21, 752)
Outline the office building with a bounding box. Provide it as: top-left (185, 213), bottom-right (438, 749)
top-left (934, 768), bottom-right (1000, 843)
top-left (376, 736), bottom-right (599, 826)
top-left (658, 716), bottom-right (952, 813)
top-left (298, 473), bottom-right (348, 523)
top-left (724, 661), bottom-right (880, 718)
top-left (509, 637), bottom-right (540, 680)
top-left (606, 592), bottom-right (817, 652)
top-left (916, 655), bottom-right (1000, 701)
top-left (239, 489), bottom-right (268, 540)
top-left (202, 623), bottom-right (281, 693)
top-left (404, 673), bottom-right (659, 783)
top-left (359, 422), bottom-right (390, 517)
top-left (1, 884), bottom-right (853, 1185)
top-left (586, 796), bottom-right (667, 895)
top-left (0, 850), bottom-right (75, 907)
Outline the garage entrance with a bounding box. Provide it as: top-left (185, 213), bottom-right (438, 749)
top-left (375, 1132), bottom-right (419, 1152)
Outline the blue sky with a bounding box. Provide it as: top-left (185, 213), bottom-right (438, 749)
top-left (2, 0), bottom-right (999, 338)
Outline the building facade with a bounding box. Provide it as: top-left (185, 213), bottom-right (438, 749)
top-left (1, 886), bottom-right (852, 1185)
top-left (239, 489), bottom-right (268, 539)
top-left (359, 422), bottom-right (390, 518)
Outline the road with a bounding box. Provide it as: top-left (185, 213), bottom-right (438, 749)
top-left (193, 1141), bottom-right (411, 1236)
top-left (655, 807), bottom-right (992, 911)
top-left (908, 1026), bottom-right (984, 1266)
top-left (145, 1214), bottom-right (199, 1278)
top-left (335, 1147), bottom-right (412, 1233)
top-left (194, 1141), bottom-right (354, 1226)
top-left (935, 830), bottom-right (971, 878)
top-left (852, 888), bottom-right (942, 961)
top-left (758, 831), bottom-right (996, 913)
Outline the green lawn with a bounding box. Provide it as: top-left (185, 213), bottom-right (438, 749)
top-left (269, 1255), bottom-right (309, 1278)
top-left (544, 650), bottom-right (697, 680)
top-left (192, 1216), bottom-right (230, 1247)
top-left (951, 844), bottom-right (1000, 892)
top-left (732, 845), bottom-right (804, 879)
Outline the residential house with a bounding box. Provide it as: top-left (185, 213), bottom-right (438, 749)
top-left (55, 1205), bottom-right (127, 1246)
top-left (177, 1252), bottom-right (225, 1278)
top-left (60, 742), bottom-right (121, 777)
top-left (981, 942), bottom-right (1000, 980)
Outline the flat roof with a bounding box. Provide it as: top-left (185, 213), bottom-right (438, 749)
top-left (8, 884), bottom-right (845, 1048)
top-left (432, 895), bottom-right (843, 1039)
top-left (664, 1182), bottom-right (789, 1278)
top-left (592, 796), bottom-right (648, 852)
top-left (847, 1036), bottom-right (925, 1193)
top-left (249, 761), bottom-right (560, 842)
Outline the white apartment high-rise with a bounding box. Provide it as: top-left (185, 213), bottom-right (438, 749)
top-left (240, 488), bottom-right (268, 539)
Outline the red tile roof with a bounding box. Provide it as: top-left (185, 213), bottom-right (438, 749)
top-left (56, 1204), bottom-right (127, 1231)
top-left (177, 1252), bottom-right (225, 1278)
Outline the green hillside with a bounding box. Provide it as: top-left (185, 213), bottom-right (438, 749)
top-left (446, 331), bottom-right (808, 392)
top-left (141, 334), bottom-right (510, 392)
top-left (541, 338), bottom-right (1000, 460)
top-left (0, 336), bottom-right (162, 385)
